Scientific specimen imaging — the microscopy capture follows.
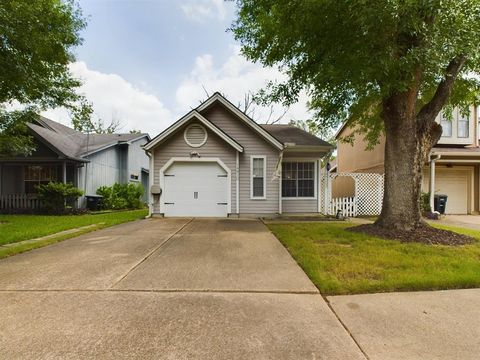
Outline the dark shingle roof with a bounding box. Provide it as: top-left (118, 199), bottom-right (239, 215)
top-left (28, 117), bottom-right (149, 161)
top-left (260, 124), bottom-right (333, 147)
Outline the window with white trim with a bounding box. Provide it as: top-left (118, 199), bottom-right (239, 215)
top-left (440, 112), bottom-right (452, 137)
top-left (458, 110), bottom-right (470, 138)
top-left (251, 156), bottom-right (266, 199)
top-left (282, 162), bottom-right (315, 198)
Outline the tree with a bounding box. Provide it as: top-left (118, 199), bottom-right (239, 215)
top-left (71, 105), bottom-right (123, 134)
top-left (232, 0), bottom-right (480, 231)
top-left (0, 0), bottom-right (87, 156)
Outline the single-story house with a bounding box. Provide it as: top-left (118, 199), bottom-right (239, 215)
top-left (0, 116), bottom-right (150, 209)
top-left (144, 92), bottom-right (333, 217)
top-left (334, 106), bottom-right (480, 214)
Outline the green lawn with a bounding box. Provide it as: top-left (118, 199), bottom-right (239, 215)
top-left (268, 222), bottom-right (480, 295)
top-left (0, 209), bottom-right (148, 258)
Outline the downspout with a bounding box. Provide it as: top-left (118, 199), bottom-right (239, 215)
top-left (146, 149), bottom-right (154, 218)
top-left (429, 153), bottom-right (441, 212)
top-left (236, 151), bottom-right (240, 215)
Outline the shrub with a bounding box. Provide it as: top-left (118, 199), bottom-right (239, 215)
top-left (420, 192), bottom-right (431, 214)
top-left (36, 182), bottom-right (84, 215)
top-left (96, 183), bottom-right (144, 210)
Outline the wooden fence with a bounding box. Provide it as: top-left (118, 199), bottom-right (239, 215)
top-left (0, 194), bottom-right (43, 210)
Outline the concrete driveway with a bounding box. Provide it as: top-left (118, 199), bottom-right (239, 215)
top-left (0, 218), bottom-right (365, 360)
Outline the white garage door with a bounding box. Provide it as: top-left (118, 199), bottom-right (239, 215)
top-left (163, 161), bottom-right (228, 217)
top-left (424, 169), bottom-right (470, 214)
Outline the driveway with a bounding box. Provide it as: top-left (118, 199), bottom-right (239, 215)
top-left (0, 218), bottom-right (365, 359)
top-left (431, 214), bottom-right (480, 231)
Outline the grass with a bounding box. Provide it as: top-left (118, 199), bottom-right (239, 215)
top-left (268, 221), bottom-right (480, 296)
top-left (0, 209), bottom-right (148, 259)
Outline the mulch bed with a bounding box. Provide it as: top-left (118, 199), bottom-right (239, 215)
top-left (349, 223), bottom-right (475, 246)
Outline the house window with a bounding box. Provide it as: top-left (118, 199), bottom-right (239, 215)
top-left (282, 162), bottom-right (315, 198)
top-left (458, 110), bottom-right (470, 138)
top-left (440, 112), bottom-right (452, 137)
top-left (251, 156), bottom-right (266, 199)
top-left (24, 164), bottom-right (59, 193)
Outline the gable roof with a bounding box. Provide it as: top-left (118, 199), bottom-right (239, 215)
top-left (260, 124), bottom-right (332, 148)
top-left (144, 110), bottom-right (244, 152)
top-left (27, 116), bottom-right (150, 161)
top-left (196, 92), bottom-right (284, 150)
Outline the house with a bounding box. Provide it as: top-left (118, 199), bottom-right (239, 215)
top-left (0, 116), bottom-right (150, 209)
top-left (334, 106), bottom-right (480, 214)
top-left (144, 92), bottom-right (333, 217)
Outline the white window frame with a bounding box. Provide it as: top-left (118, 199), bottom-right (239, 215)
top-left (281, 160), bottom-right (317, 200)
top-left (440, 112), bottom-right (452, 137)
top-left (250, 155), bottom-right (267, 200)
top-left (457, 110), bottom-right (470, 138)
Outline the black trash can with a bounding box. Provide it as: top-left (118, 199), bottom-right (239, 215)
top-left (85, 195), bottom-right (103, 211)
top-left (433, 194), bottom-right (448, 214)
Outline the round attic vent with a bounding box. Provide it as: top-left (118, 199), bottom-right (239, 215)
top-left (184, 123), bottom-right (208, 148)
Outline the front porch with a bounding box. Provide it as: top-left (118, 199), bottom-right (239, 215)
top-left (0, 161), bottom-right (81, 211)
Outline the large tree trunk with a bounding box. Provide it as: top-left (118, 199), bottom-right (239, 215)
top-left (375, 93), bottom-right (441, 231)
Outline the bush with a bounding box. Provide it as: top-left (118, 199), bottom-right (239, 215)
top-left (420, 192), bottom-right (431, 214)
top-left (96, 183), bottom-right (144, 210)
top-left (36, 182), bottom-right (84, 215)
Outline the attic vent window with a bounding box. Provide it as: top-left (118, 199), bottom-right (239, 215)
top-left (184, 123), bottom-right (207, 148)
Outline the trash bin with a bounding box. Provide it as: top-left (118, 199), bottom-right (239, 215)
top-left (434, 194), bottom-right (448, 214)
top-left (86, 195), bottom-right (103, 211)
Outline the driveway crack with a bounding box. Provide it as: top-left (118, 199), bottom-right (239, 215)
top-left (108, 218), bottom-right (194, 289)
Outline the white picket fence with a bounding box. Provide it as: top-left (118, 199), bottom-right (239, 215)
top-left (329, 196), bottom-right (357, 217)
top-left (0, 194), bottom-right (43, 210)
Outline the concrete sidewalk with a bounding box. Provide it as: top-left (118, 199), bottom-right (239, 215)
top-left (329, 289), bottom-right (480, 360)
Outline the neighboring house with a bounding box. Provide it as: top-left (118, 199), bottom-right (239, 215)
top-left (144, 92), bottom-right (333, 217)
top-left (0, 116), bottom-right (150, 209)
top-left (335, 106), bottom-right (480, 214)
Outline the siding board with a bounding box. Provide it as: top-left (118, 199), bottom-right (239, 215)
top-left (153, 121), bottom-right (237, 214)
top-left (201, 104), bottom-right (280, 214)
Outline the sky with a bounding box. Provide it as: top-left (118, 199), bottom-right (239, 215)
top-left (43, 0), bottom-right (311, 136)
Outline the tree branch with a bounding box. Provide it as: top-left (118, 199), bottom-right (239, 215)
top-left (417, 55), bottom-right (467, 122)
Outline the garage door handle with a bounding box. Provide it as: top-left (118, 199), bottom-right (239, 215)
top-left (217, 202), bottom-right (227, 205)
top-left (217, 175), bottom-right (227, 177)
top-left (164, 202), bottom-right (175, 205)
top-left (164, 175), bottom-right (175, 177)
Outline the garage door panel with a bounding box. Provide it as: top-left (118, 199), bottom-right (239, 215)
top-left (423, 169), bottom-right (470, 214)
top-left (163, 162), bottom-right (228, 217)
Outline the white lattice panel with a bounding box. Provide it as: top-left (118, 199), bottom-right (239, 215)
top-left (320, 172), bottom-right (384, 216)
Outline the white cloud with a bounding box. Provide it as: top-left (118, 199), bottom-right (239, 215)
top-left (42, 61), bottom-right (172, 135)
top-left (181, 0), bottom-right (227, 22)
top-left (175, 46), bottom-right (311, 123)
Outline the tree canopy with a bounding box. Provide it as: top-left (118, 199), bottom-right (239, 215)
top-left (0, 0), bottom-right (87, 156)
top-left (232, 0), bottom-right (480, 144)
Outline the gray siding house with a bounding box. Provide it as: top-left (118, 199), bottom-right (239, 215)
top-left (0, 117), bottom-right (150, 209)
top-left (144, 92), bottom-right (333, 217)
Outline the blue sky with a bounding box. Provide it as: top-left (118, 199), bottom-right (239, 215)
top-left (45, 0), bottom-right (310, 135)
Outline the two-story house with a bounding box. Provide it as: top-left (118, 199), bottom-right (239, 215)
top-left (334, 106), bottom-right (479, 214)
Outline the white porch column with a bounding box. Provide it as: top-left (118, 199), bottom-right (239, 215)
top-left (429, 157), bottom-right (436, 212)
